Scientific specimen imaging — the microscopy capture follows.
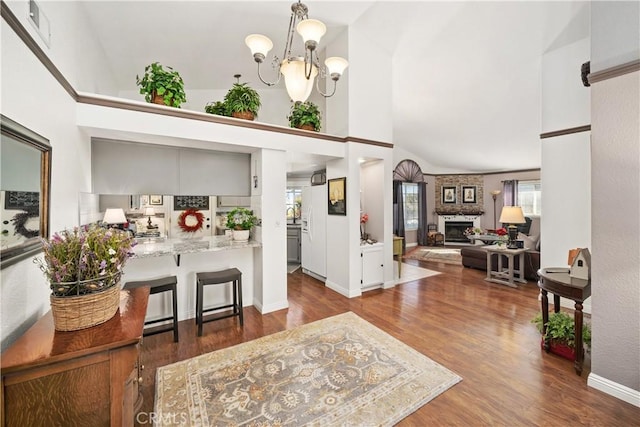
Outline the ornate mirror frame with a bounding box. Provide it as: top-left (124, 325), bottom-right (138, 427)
top-left (1, 115), bottom-right (51, 269)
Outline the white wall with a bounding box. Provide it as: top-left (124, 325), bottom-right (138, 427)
top-left (540, 133), bottom-right (591, 269)
top-left (1, 22), bottom-right (92, 351)
top-left (590, 2), bottom-right (640, 72)
top-left (590, 70), bottom-right (640, 399)
top-left (253, 149), bottom-right (288, 314)
top-left (345, 26), bottom-right (393, 142)
top-left (541, 37), bottom-right (590, 133)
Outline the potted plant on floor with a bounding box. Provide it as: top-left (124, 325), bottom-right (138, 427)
top-left (287, 101), bottom-right (322, 131)
top-left (226, 207), bottom-right (258, 242)
top-left (223, 80), bottom-right (261, 121)
top-left (136, 62), bottom-right (187, 108)
top-left (532, 312), bottom-right (591, 360)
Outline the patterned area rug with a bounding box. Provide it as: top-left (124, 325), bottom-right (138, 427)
top-left (155, 312), bottom-right (461, 426)
top-left (404, 247), bottom-right (462, 265)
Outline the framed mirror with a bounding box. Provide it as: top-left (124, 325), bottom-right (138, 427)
top-left (1, 115), bottom-right (51, 269)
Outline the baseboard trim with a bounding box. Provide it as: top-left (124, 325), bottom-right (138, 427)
top-left (325, 280), bottom-right (361, 298)
top-left (254, 299), bottom-right (289, 314)
top-left (588, 373), bottom-right (640, 407)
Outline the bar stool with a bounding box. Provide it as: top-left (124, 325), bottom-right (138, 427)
top-left (195, 268), bottom-right (243, 337)
top-left (123, 275), bottom-right (179, 342)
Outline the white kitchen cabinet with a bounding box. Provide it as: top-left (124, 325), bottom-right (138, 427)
top-left (361, 242), bottom-right (384, 288)
top-left (287, 226), bottom-right (301, 263)
top-left (217, 196), bottom-right (251, 207)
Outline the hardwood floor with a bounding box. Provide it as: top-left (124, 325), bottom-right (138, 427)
top-left (137, 257), bottom-right (640, 426)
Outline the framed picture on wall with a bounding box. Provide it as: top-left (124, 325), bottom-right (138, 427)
top-left (442, 186), bottom-right (457, 204)
top-left (140, 195), bottom-right (149, 206)
top-left (462, 186), bottom-right (477, 203)
top-left (328, 177), bottom-right (347, 215)
top-left (149, 195), bottom-right (163, 205)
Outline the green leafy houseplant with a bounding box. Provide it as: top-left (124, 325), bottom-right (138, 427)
top-left (287, 101), bottom-right (322, 131)
top-left (223, 82), bottom-right (261, 120)
top-left (226, 208), bottom-right (258, 230)
top-left (136, 62), bottom-right (187, 108)
top-left (204, 100), bottom-right (228, 116)
top-left (532, 312), bottom-right (591, 349)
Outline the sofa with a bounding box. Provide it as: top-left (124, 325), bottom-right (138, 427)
top-left (461, 234), bottom-right (541, 281)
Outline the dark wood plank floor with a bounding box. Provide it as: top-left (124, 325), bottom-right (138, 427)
top-left (137, 256), bottom-right (640, 426)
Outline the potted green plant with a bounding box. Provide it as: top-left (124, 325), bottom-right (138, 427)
top-left (223, 82), bottom-right (261, 120)
top-left (287, 101), bottom-right (322, 131)
top-left (204, 100), bottom-right (228, 116)
top-left (135, 62), bottom-right (187, 108)
top-left (532, 312), bottom-right (591, 360)
top-left (226, 207), bottom-right (258, 242)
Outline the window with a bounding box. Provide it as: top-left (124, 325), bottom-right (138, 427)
top-left (286, 188), bottom-right (302, 222)
top-left (518, 180), bottom-right (541, 216)
top-left (402, 183), bottom-right (419, 230)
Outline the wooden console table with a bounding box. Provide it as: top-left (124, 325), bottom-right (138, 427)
top-left (484, 246), bottom-right (528, 287)
top-left (1, 287), bottom-right (149, 426)
top-left (537, 268), bottom-right (591, 375)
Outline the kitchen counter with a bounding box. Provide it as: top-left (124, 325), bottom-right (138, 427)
top-left (132, 235), bottom-right (261, 259)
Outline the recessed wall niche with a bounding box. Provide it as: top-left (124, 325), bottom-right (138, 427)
top-left (435, 175), bottom-right (484, 215)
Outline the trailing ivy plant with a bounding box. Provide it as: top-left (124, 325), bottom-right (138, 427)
top-left (135, 62), bottom-right (187, 108)
top-left (287, 101), bottom-right (322, 131)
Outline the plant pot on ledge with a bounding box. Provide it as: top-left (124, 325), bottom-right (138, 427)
top-left (232, 229), bottom-right (250, 242)
top-left (231, 111), bottom-right (255, 121)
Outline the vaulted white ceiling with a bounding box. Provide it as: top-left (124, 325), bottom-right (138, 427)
top-left (79, 1), bottom-right (590, 173)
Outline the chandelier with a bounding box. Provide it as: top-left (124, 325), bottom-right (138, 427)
top-left (245, 1), bottom-right (349, 103)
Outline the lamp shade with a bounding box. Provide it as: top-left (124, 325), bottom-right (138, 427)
top-left (103, 208), bottom-right (126, 224)
top-left (499, 206), bottom-right (525, 224)
top-left (490, 190), bottom-right (501, 197)
top-left (324, 56), bottom-right (349, 77)
top-left (296, 19), bottom-right (326, 46)
top-left (144, 207), bottom-right (155, 216)
top-left (245, 34), bottom-right (273, 57)
top-left (281, 58), bottom-right (318, 102)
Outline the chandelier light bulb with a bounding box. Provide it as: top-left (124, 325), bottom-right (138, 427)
top-left (281, 58), bottom-right (318, 102)
top-left (324, 57), bottom-right (349, 79)
top-left (296, 19), bottom-right (326, 50)
top-left (245, 34), bottom-right (273, 61)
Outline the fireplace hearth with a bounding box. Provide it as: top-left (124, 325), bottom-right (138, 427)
top-left (438, 214), bottom-right (482, 243)
top-left (445, 221), bottom-right (473, 243)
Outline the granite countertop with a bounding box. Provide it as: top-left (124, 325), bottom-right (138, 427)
top-left (132, 236), bottom-right (261, 259)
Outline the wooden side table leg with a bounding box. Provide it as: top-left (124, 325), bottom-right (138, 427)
top-left (507, 254), bottom-right (515, 285)
top-left (541, 289), bottom-right (550, 352)
top-left (574, 301), bottom-right (584, 375)
top-left (486, 251), bottom-right (492, 281)
top-left (553, 295), bottom-right (561, 313)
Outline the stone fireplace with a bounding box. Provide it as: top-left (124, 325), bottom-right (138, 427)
top-left (438, 215), bottom-right (482, 243)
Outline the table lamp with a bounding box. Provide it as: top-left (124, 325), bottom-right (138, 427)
top-left (103, 208), bottom-right (127, 227)
top-left (499, 206), bottom-right (525, 249)
top-left (144, 207), bottom-right (157, 229)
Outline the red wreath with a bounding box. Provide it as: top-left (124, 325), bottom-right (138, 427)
top-left (177, 209), bottom-right (204, 233)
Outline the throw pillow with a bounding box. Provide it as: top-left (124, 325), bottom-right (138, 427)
top-left (518, 232), bottom-right (539, 251)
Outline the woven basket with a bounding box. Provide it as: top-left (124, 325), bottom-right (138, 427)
top-left (50, 283), bottom-right (121, 331)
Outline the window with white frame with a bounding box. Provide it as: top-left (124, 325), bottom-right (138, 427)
top-left (402, 183), bottom-right (419, 230)
top-left (518, 180), bottom-right (541, 216)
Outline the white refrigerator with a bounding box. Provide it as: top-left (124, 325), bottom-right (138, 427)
top-left (301, 184), bottom-right (327, 280)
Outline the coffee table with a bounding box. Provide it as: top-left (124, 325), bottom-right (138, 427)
top-left (467, 234), bottom-right (499, 245)
top-left (484, 246), bottom-right (528, 287)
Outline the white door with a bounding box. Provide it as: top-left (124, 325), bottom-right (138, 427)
top-left (301, 185), bottom-right (327, 278)
top-left (362, 244), bottom-right (384, 288)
